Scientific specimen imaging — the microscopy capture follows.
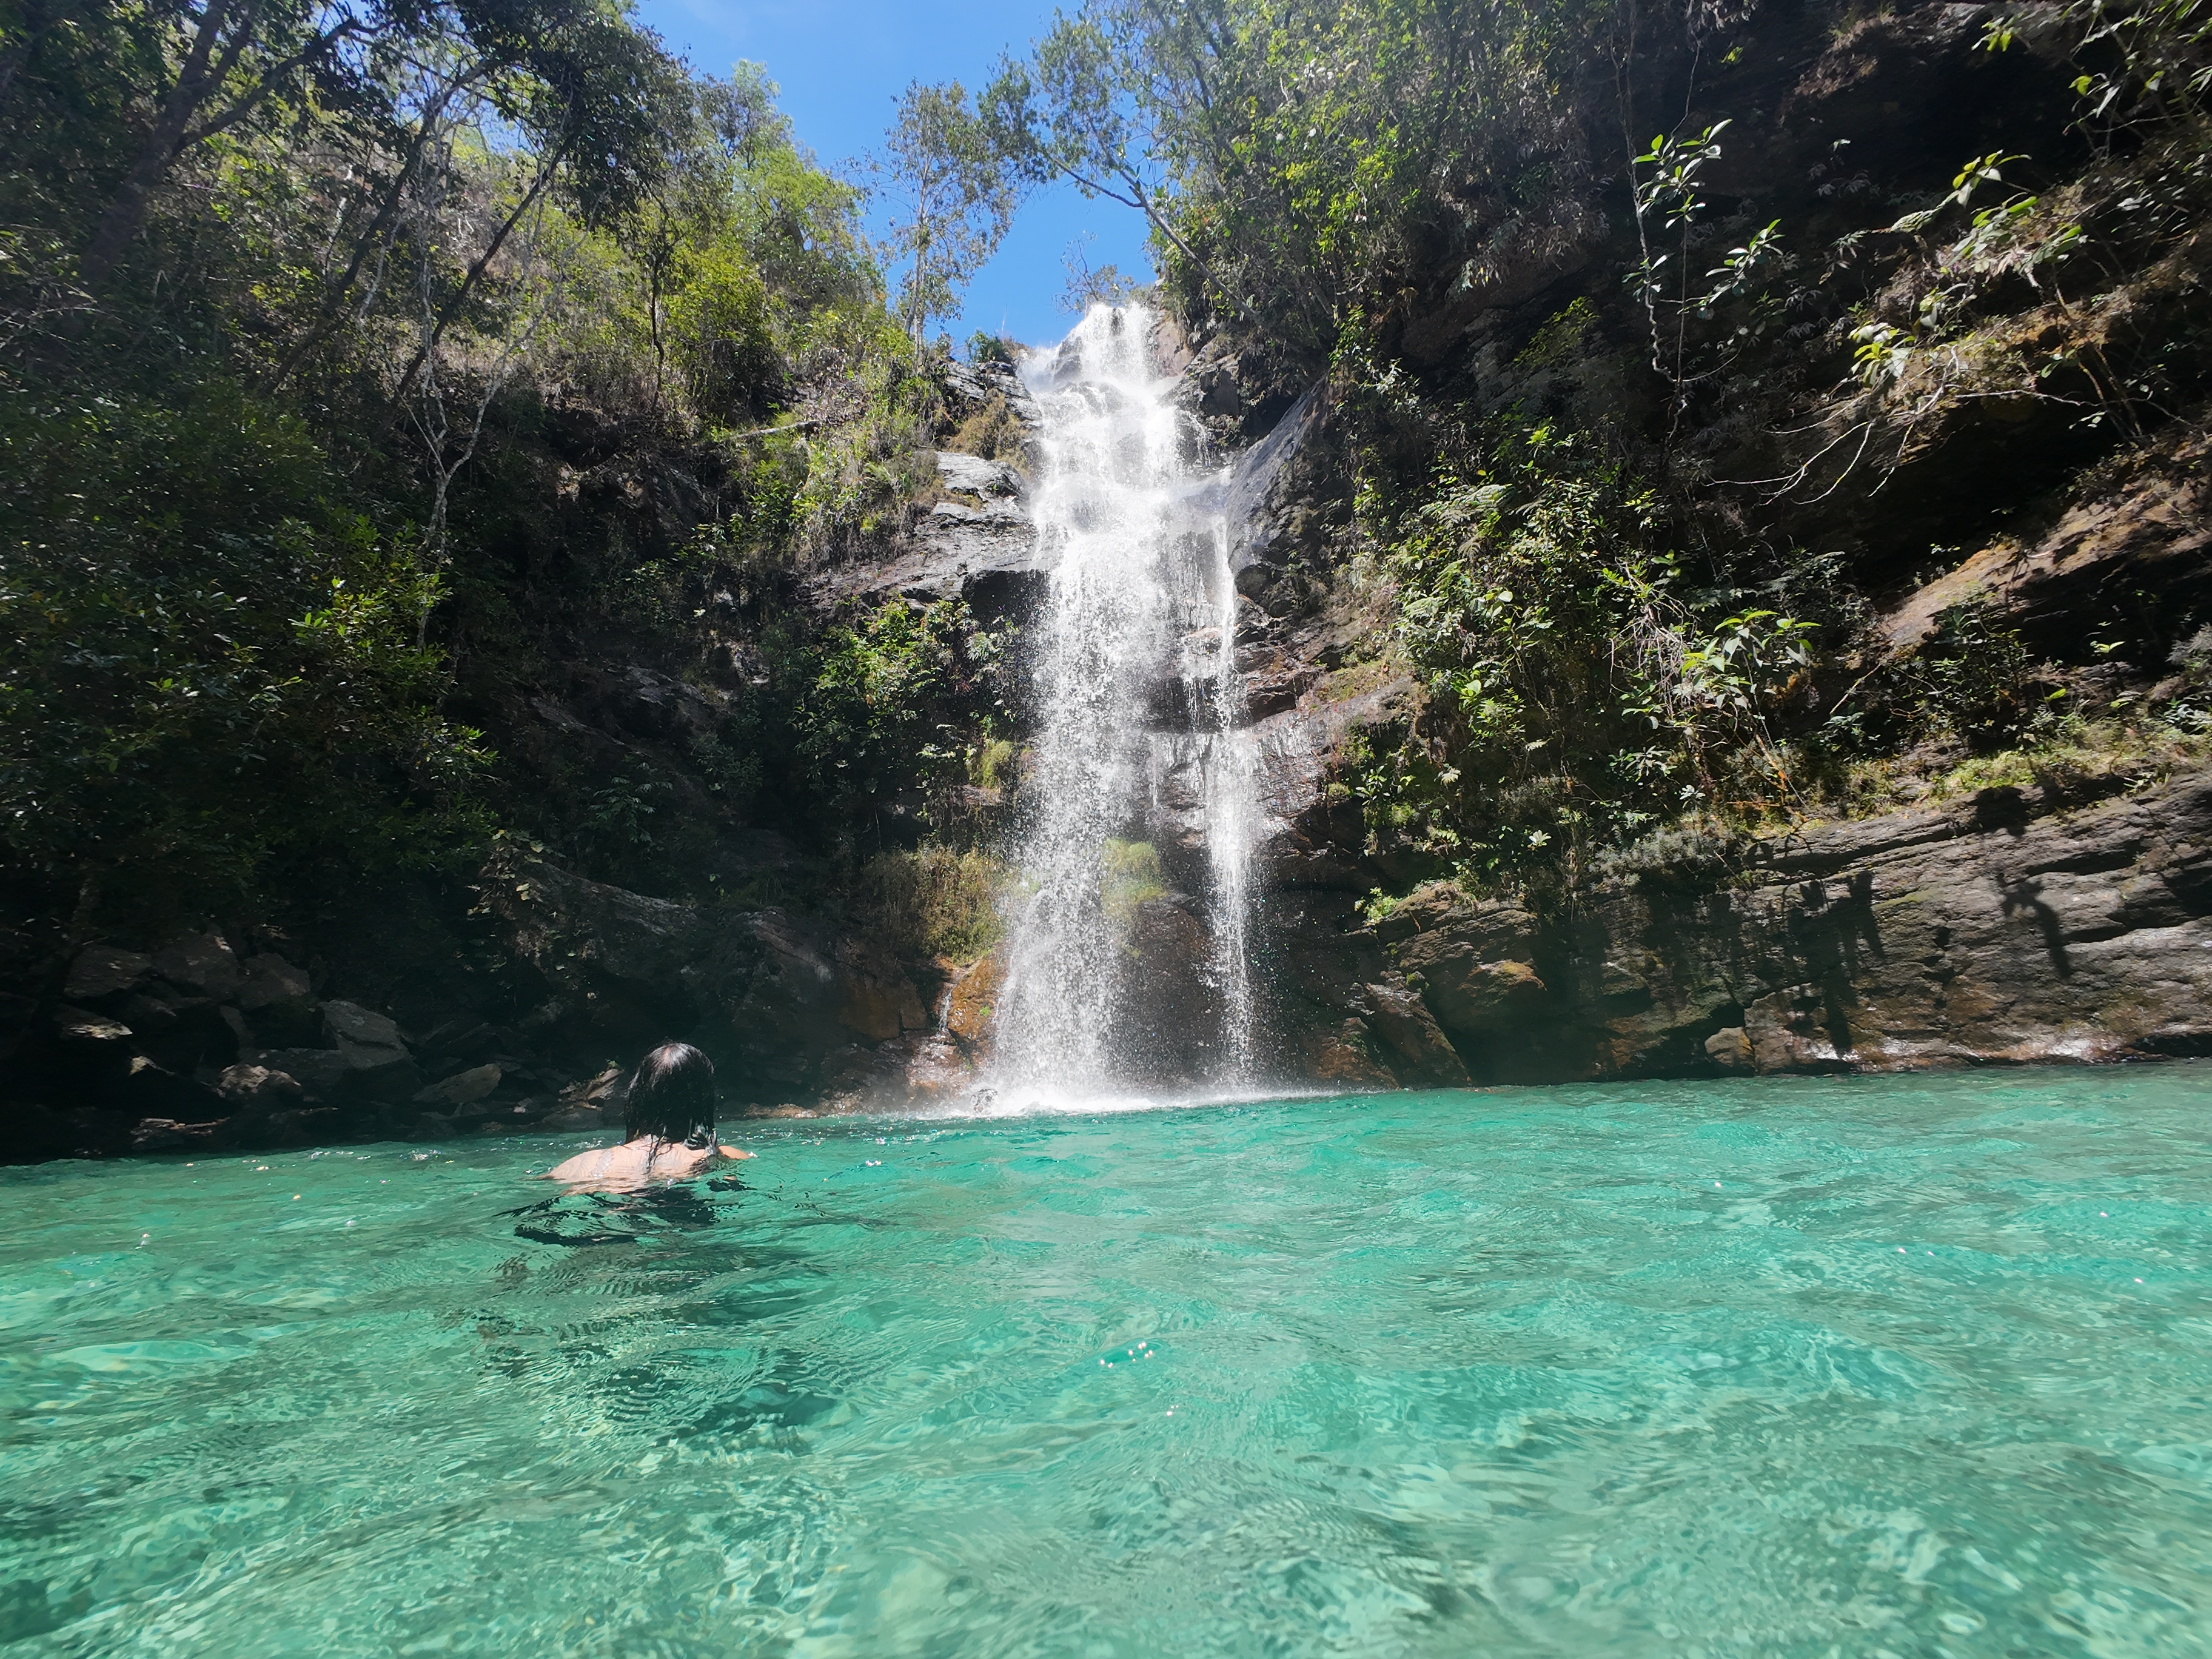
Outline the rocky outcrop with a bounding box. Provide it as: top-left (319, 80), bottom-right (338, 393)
top-left (483, 852), bottom-right (945, 1104)
top-left (804, 356), bottom-right (1048, 618)
top-left (2, 917), bottom-right (602, 1158)
top-left (1267, 770), bottom-right (2212, 1086)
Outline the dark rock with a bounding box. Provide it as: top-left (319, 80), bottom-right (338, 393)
top-left (217, 1063), bottom-right (304, 1112)
top-left (64, 946), bottom-right (152, 1001)
top-left (237, 953), bottom-right (312, 1010)
top-left (1119, 896), bottom-right (1228, 1085)
top-left (1197, 359), bottom-right (1243, 417)
top-left (116, 1054), bottom-right (226, 1121)
top-left (607, 665), bottom-right (728, 742)
top-left (323, 1000), bottom-right (404, 1049)
top-left (805, 449), bottom-right (1044, 616)
top-left (1356, 981), bottom-right (1470, 1087)
top-left (130, 1116), bottom-right (227, 1153)
top-left (1300, 1019), bottom-right (1399, 1092)
top-left (258, 1108), bottom-right (340, 1147)
top-left (314, 999), bottom-right (421, 1099)
top-left (113, 991), bottom-right (236, 1074)
top-left (235, 954), bottom-right (319, 1043)
top-left (51, 1002), bottom-right (135, 1052)
top-left (1370, 768), bottom-right (2212, 1081)
top-left (255, 1048), bottom-right (350, 1099)
top-left (943, 951), bottom-right (1005, 1058)
top-left (485, 853), bottom-right (931, 1102)
top-left (1704, 1027), bottom-right (1754, 1070)
top-left (540, 1103), bottom-right (606, 1132)
top-left (834, 940), bottom-right (927, 1042)
top-left (414, 1062), bottom-right (503, 1108)
top-left (151, 932), bottom-right (241, 1000)
top-left (1392, 902), bottom-right (1549, 1034)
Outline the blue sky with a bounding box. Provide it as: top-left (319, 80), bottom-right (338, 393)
top-left (631, 0), bottom-right (1154, 347)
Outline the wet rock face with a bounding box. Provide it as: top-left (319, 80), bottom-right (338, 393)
top-left (483, 853), bottom-right (936, 1105)
top-left (1267, 769), bottom-right (2212, 1087)
top-left (805, 358), bottom-right (1048, 620)
top-left (4, 928), bottom-right (480, 1158)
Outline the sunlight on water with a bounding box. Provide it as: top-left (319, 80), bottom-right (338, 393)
top-left (4, 1068), bottom-right (2212, 1655)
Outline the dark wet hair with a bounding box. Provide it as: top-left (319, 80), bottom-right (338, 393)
top-left (624, 1042), bottom-right (716, 1148)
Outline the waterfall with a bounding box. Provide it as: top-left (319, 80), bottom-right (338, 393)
top-left (987, 304), bottom-right (1261, 1099)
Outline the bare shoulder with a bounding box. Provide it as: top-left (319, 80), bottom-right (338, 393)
top-left (545, 1143), bottom-right (629, 1185)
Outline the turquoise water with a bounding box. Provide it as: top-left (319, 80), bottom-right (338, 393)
top-left (4, 1071), bottom-right (2211, 1656)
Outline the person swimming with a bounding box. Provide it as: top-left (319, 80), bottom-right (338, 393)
top-left (543, 1042), bottom-right (754, 1190)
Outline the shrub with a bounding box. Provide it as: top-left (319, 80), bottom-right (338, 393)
top-left (857, 845), bottom-right (1008, 960)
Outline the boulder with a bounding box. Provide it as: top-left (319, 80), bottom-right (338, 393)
top-left (116, 1054), bottom-right (226, 1121)
top-left (1117, 896), bottom-right (1227, 1084)
top-left (934, 450), bottom-right (1023, 498)
top-left (323, 1000), bottom-right (404, 1049)
top-left (216, 1063), bottom-right (304, 1112)
top-left (316, 1000), bottom-right (420, 1098)
top-left (801, 448), bottom-right (1043, 616)
top-left (834, 940), bottom-right (927, 1042)
top-left (112, 991), bottom-right (236, 1073)
top-left (151, 933), bottom-right (241, 1000)
top-left (485, 853), bottom-right (917, 1102)
top-left (540, 1104), bottom-right (607, 1132)
top-left (238, 954), bottom-right (315, 1016)
top-left (900, 1032), bottom-right (978, 1101)
top-left (255, 1048), bottom-right (350, 1098)
top-left (256, 1108), bottom-right (340, 1147)
top-left (130, 1117), bottom-right (226, 1153)
top-left (1358, 982), bottom-right (1469, 1087)
top-left (1337, 766), bottom-right (2212, 1083)
top-left (1404, 949), bottom-right (1549, 1035)
top-left (64, 946), bottom-right (152, 1001)
top-left (1301, 1019), bottom-right (1399, 1091)
top-left (943, 951), bottom-right (1005, 1051)
top-left (414, 1062), bottom-right (503, 1108)
top-left (1704, 1027), bottom-right (1754, 1070)
top-left (51, 1004), bottom-right (133, 1050)
top-left (558, 1065), bottom-right (626, 1111)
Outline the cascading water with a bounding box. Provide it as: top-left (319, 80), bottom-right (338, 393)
top-left (987, 304), bottom-right (1262, 1099)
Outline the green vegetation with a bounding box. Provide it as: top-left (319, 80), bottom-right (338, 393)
top-left (0, 0), bottom-right (1025, 957)
top-left (977, 0), bottom-right (2212, 902)
top-left (10, 0), bottom-right (2212, 990)
top-left (856, 845), bottom-right (1010, 962)
top-left (1099, 838), bottom-right (1166, 942)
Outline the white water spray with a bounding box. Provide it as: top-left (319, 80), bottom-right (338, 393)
top-left (987, 304), bottom-right (1261, 1096)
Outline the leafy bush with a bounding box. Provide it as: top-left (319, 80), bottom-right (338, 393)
top-left (795, 599), bottom-right (973, 819)
top-left (856, 845), bottom-right (1010, 960)
top-left (1341, 415), bottom-right (1814, 890)
top-left (0, 380), bottom-right (488, 925)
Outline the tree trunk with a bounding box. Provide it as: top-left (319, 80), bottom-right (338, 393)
top-left (78, 0), bottom-right (246, 294)
top-left (385, 146), bottom-right (565, 413)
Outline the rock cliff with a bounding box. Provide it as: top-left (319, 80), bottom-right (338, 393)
top-left (1261, 769), bottom-right (2212, 1088)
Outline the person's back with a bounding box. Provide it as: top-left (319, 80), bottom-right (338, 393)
top-left (544, 1042), bottom-right (752, 1190)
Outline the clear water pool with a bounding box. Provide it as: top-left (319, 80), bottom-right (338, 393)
top-left (4, 1069), bottom-right (2211, 1656)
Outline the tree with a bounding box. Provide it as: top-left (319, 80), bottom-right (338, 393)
top-left (985, 10), bottom-right (1224, 318)
top-left (73, 0), bottom-right (384, 295)
top-left (871, 79), bottom-right (1020, 349)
